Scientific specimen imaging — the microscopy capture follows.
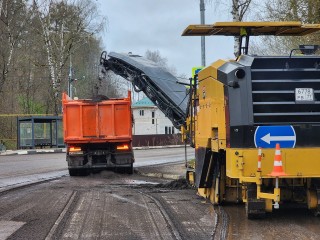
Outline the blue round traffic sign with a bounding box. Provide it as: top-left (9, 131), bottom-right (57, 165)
top-left (254, 125), bottom-right (296, 148)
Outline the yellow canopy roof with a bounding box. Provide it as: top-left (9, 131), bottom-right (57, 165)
top-left (182, 22), bottom-right (320, 36)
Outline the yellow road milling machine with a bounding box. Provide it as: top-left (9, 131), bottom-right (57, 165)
top-left (182, 22), bottom-right (320, 218)
top-left (99, 21), bottom-right (320, 219)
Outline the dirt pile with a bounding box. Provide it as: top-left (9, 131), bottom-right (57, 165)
top-left (155, 178), bottom-right (193, 190)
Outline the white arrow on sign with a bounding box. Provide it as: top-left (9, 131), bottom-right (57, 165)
top-left (261, 133), bottom-right (296, 144)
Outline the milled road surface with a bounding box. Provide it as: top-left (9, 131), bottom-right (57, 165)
top-left (1, 149), bottom-right (320, 239)
top-left (225, 204), bottom-right (320, 240)
top-left (0, 170), bottom-right (215, 240)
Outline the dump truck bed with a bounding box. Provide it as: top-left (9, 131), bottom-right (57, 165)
top-left (62, 92), bottom-right (132, 144)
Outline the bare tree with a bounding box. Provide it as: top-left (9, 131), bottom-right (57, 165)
top-left (231, 0), bottom-right (252, 57)
top-left (251, 0), bottom-right (320, 56)
top-left (0, 0), bottom-right (106, 149)
top-left (32, 0), bottom-right (105, 114)
top-left (145, 49), bottom-right (177, 76)
top-left (207, 0), bottom-right (253, 57)
top-left (0, 0), bottom-right (30, 94)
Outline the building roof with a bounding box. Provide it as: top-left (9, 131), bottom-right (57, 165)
top-left (132, 97), bottom-right (155, 108)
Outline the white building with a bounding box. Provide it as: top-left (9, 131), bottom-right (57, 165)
top-left (132, 97), bottom-right (177, 135)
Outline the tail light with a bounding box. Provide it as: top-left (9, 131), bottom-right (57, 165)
top-left (68, 146), bottom-right (83, 154)
top-left (116, 144), bottom-right (129, 150)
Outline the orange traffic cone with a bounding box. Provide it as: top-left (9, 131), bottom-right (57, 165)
top-left (257, 147), bottom-right (262, 172)
top-left (268, 143), bottom-right (287, 177)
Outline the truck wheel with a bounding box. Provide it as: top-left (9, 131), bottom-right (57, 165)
top-left (69, 169), bottom-right (78, 176)
top-left (78, 169), bottom-right (89, 176)
top-left (115, 164), bottom-right (133, 174)
top-left (125, 163), bottom-right (134, 174)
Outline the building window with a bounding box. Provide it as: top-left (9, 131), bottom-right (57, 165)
top-left (165, 126), bottom-right (172, 134)
top-left (172, 127), bottom-right (174, 134)
top-left (151, 111), bottom-right (155, 124)
top-left (139, 110), bottom-right (144, 116)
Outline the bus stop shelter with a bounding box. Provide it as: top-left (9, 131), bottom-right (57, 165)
top-left (17, 116), bottom-right (64, 149)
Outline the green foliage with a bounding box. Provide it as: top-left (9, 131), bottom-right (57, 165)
top-left (18, 95), bottom-right (46, 114)
top-left (2, 139), bottom-right (17, 151)
top-left (0, 0), bottom-right (110, 148)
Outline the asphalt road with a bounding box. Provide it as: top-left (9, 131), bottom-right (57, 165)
top-left (0, 147), bottom-right (194, 191)
top-left (0, 165), bottom-right (214, 240)
top-left (1, 147), bottom-right (320, 239)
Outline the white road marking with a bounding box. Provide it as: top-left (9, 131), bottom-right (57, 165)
top-left (0, 220), bottom-right (25, 239)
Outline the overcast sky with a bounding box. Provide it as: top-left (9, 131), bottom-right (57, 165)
top-left (96, 0), bottom-right (235, 77)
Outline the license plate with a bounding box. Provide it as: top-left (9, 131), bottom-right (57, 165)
top-left (295, 88), bottom-right (314, 102)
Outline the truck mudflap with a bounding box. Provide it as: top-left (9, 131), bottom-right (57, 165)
top-left (111, 152), bottom-right (134, 165)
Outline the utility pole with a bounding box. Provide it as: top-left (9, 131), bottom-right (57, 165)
top-left (200, 0), bottom-right (206, 66)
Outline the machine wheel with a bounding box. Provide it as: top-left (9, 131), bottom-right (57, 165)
top-left (211, 176), bottom-right (220, 205)
top-left (245, 184), bottom-right (266, 219)
top-left (313, 189), bottom-right (320, 217)
top-left (211, 154), bottom-right (227, 205)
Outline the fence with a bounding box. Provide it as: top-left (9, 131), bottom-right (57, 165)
top-left (132, 134), bottom-right (184, 147)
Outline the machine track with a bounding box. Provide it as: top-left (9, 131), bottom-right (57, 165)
top-left (212, 205), bottom-right (229, 240)
top-left (139, 191), bottom-right (183, 240)
top-left (46, 177), bottom-right (217, 240)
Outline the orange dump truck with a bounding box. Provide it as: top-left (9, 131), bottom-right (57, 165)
top-left (62, 92), bottom-right (134, 176)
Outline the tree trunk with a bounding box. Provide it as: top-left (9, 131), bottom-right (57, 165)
top-left (232, 0), bottom-right (241, 57)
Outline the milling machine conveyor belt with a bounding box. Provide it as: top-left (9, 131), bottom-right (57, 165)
top-left (100, 51), bottom-right (188, 128)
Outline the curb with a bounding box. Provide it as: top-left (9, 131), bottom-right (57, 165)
top-left (0, 148), bottom-right (66, 156)
top-left (133, 145), bottom-right (185, 150)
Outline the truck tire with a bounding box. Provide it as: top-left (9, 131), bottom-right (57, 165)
top-left (69, 169), bottom-right (78, 176)
top-left (125, 163), bottom-right (134, 174)
top-left (115, 164), bottom-right (133, 174)
top-left (69, 168), bottom-right (89, 176)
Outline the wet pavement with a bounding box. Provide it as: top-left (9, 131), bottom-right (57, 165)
top-left (136, 164), bottom-right (320, 240)
top-left (1, 152), bottom-right (320, 239)
top-left (0, 166), bottom-right (215, 240)
top-left (0, 148), bottom-right (193, 192)
top-left (225, 204), bottom-right (320, 240)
